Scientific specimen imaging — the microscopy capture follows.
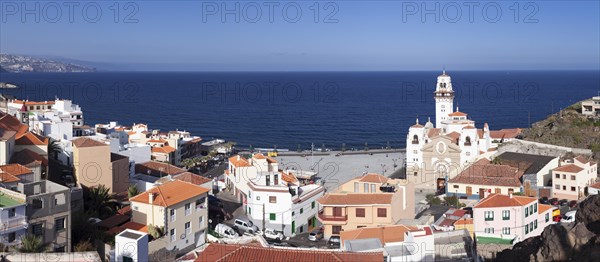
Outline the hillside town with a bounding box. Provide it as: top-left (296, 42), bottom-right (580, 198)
top-left (0, 71), bottom-right (599, 262)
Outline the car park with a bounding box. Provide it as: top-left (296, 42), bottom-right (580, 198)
top-left (327, 236), bottom-right (340, 248)
top-left (233, 218), bottom-right (259, 234)
top-left (308, 228), bottom-right (324, 241)
top-left (539, 197), bottom-right (549, 204)
top-left (559, 199), bottom-right (568, 206)
top-left (264, 228), bottom-right (285, 241)
top-left (549, 198), bottom-right (559, 205)
top-left (215, 223), bottom-right (239, 239)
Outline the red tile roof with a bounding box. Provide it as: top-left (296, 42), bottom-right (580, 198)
top-left (280, 171), bottom-right (299, 184)
top-left (427, 128), bottom-right (441, 138)
top-left (151, 145), bottom-right (176, 154)
top-left (172, 172), bottom-right (212, 185)
top-left (135, 161), bottom-right (186, 176)
top-left (489, 128), bottom-right (522, 139)
top-left (574, 155), bottom-right (590, 164)
top-left (229, 155), bottom-right (251, 167)
top-left (358, 173), bottom-right (388, 184)
top-left (448, 159), bottom-right (523, 187)
top-left (130, 180), bottom-right (209, 207)
top-left (195, 244), bottom-right (383, 262)
top-left (16, 131), bottom-right (48, 146)
top-left (538, 204), bottom-right (554, 214)
top-left (446, 131), bottom-right (461, 143)
top-left (474, 194), bottom-right (536, 208)
top-left (318, 193), bottom-right (393, 206)
top-left (448, 111), bottom-right (467, 117)
top-left (72, 137), bottom-right (107, 148)
top-left (554, 164), bottom-right (584, 173)
top-left (0, 164), bottom-right (33, 177)
top-left (10, 149), bottom-right (48, 166)
top-left (340, 225), bottom-right (417, 244)
top-left (590, 182), bottom-right (600, 190)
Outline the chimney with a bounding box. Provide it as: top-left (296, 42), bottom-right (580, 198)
top-left (149, 192), bottom-right (155, 204)
top-left (509, 193), bottom-right (513, 198)
top-left (237, 155), bottom-right (240, 161)
top-left (484, 190), bottom-right (490, 199)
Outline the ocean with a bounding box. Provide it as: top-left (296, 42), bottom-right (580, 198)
top-left (1, 71), bottom-right (598, 149)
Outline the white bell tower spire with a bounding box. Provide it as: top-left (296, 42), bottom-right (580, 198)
top-left (434, 69), bottom-right (454, 128)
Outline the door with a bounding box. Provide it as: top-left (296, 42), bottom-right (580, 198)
top-left (479, 188), bottom-right (485, 199)
top-left (196, 230), bottom-right (206, 246)
top-left (291, 221), bottom-right (295, 234)
top-left (466, 186), bottom-right (472, 196)
top-left (333, 207), bottom-right (342, 217)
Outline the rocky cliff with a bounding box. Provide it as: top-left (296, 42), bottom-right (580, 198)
top-left (496, 195), bottom-right (600, 261)
top-left (520, 102), bottom-right (600, 160)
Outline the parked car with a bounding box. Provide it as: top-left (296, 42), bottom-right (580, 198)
top-left (233, 218), bottom-right (259, 234)
top-left (549, 198), bottom-right (559, 205)
top-left (308, 228), bottom-right (324, 241)
top-left (560, 210), bottom-right (577, 223)
top-left (327, 236), bottom-right (341, 248)
top-left (568, 200), bottom-right (578, 208)
top-left (264, 228), bottom-right (285, 241)
top-left (559, 199), bottom-right (569, 206)
top-left (539, 197), bottom-right (549, 204)
top-left (215, 223), bottom-right (239, 239)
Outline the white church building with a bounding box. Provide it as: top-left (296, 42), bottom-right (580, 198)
top-left (406, 71), bottom-right (494, 191)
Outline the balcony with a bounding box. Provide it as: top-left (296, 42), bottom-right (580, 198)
top-left (318, 212), bottom-right (347, 224)
top-left (0, 214), bottom-right (28, 233)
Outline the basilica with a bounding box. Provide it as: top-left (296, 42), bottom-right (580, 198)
top-left (405, 71), bottom-right (495, 191)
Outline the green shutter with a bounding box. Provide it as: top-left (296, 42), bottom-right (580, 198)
top-left (292, 221), bottom-right (295, 234)
top-left (300, 208), bottom-right (303, 214)
top-left (270, 213), bottom-right (276, 221)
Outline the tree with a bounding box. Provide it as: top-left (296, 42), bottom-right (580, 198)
top-left (48, 138), bottom-right (62, 160)
top-left (181, 158), bottom-right (196, 169)
top-left (491, 157), bottom-right (503, 165)
top-left (148, 224), bottom-right (164, 239)
top-left (426, 194), bottom-right (442, 205)
top-left (127, 185), bottom-right (139, 198)
top-left (74, 240), bottom-right (95, 252)
top-left (16, 234), bottom-right (47, 253)
top-left (86, 185), bottom-right (116, 219)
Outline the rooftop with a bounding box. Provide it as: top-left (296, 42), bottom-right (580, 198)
top-left (448, 159), bottom-right (523, 187)
top-left (340, 225), bottom-right (417, 245)
top-left (474, 194), bottom-right (542, 209)
top-left (318, 193), bottom-right (393, 206)
top-left (135, 161), bottom-right (186, 176)
top-left (554, 164), bottom-right (584, 173)
top-left (130, 180), bottom-right (209, 207)
top-left (72, 137), bottom-right (107, 148)
top-left (496, 152), bottom-right (557, 174)
top-left (358, 173), bottom-right (388, 184)
top-left (0, 194), bottom-right (25, 207)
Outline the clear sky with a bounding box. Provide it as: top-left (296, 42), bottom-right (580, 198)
top-left (1, 1), bottom-right (599, 71)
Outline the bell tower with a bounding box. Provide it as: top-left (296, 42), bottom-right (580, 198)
top-left (434, 69), bottom-right (454, 128)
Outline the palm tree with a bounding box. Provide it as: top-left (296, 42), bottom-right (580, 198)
top-left (16, 234), bottom-right (47, 253)
top-left (127, 185), bottom-right (138, 198)
top-left (86, 185), bottom-right (116, 219)
top-left (47, 138), bottom-right (62, 160)
top-left (181, 158), bottom-right (195, 169)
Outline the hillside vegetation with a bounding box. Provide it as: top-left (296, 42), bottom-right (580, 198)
top-left (520, 101), bottom-right (600, 160)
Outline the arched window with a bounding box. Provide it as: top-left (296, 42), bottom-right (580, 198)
top-left (412, 135), bottom-right (419, 144)
top-left (465, 136), bottom-right (472, 146)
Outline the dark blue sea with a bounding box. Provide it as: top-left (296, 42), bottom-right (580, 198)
top-left (1, 71), bottom-right (598, 149)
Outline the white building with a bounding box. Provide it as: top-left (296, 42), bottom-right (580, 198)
top-left (552, 156), bottom-right (598, 200)
top-left (406, 71), bottom-right (492, 190)
top-left (581, 96), bottom-right (600, 116)
top-left (0, 187), bottom-right (28, 247)
top-left (224, 153), bottom-right (325, 236)
top-left (114, 229), bottom-right (149, 262)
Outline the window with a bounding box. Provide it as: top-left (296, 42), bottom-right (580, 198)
top-left (534, 220), bottom-right (537, 229)
top-left (54, 193), bottom-right (66, 205)
top-left (534, 204), bottom-right (537, 212)
top-left (7, 232), bottom-right (15, 243)
top-left (32, 198), bottom-right (43, 209)
top-left (502, 227), bottom-right (510, 235)
top-left (545, 213), bottom-right (550, 222)
top-left (525, 224), bottom-right (529, 234)
top-left (484, 228), bottom-right (494, 234)
top-left (199, 216), bottom-right (204, 227)
top-left (8, 208), bottom-right (15, 218)
top-left (55, 217), bottom-right (65, 232)
top-left (371, 184), bottom-right (376, 192)
top-left (170, 229), bottom-right (176, 242)
top-left (312, 201), bottom-right (315, 209)
top-left (530, 205), bottom-right (534, 215)
top-left (571, 186), bottom-right (576, 192)
top-left (377, 208), bottom-right (387, 218)
top-left (266, 175), bottom-right (271, 186)
top-left (354, 182), bottom-right (359, 192)
top-left (563, 186), bottom-right (566, 190)
top-left (170, 209), bottom-right (176, 222)
top-left (502, 210), bottom-right (510, 220)
top-left (185, 203), bottom-right (191, 216)
top-left (292, 211), bottom-right (295, 217)
top-left (269, 196), bottom-right (277, 203)
top-left (274, 174), bottom-right (279, 185)
top-left (31, 223), bottom-right (43, 236)
top-left (453, 185), bottom-right (459, 189)
top-left (300, 208), bottom-right (303, 214)
top-left (270, 213), bottom-right (276, 221)
top-left (562, 174), bottom-right (566, 179)
top-left (555, 184), bottom-right (560, 189)
top-left (196, 197), bottom-right (205, 209)
top-left (555, 173), bottom-right (560, 178)
top-left (525, 207), bottom-right (529, 217)
top-left (484, 211), bottom-right (494, 221)
top-left (356, 208), bottom-right (365, 218)
top-left (364, 183), bottom-right (369, 193)
top-left (248, 207), bottom-right (251, 214)
top-left (332, 226), bottom-right (342, 235)
top-left (571, 175), bottom-right (575, 180)
top-left (530, 222), bottom-right (533, 231)
top-left (185, 222), bottom-right (191, 235)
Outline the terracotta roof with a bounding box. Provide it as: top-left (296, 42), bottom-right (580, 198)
top-left (10, 149), bottom-right (48, 166)
top-left (10, 99), bottom-right (55, 106)
top-left (318, 193), bottom-right (393, 206)
top-left (253, 153), bottom-right (267, 159)
top-left (474, 194), bottom-right (537, 208)
top-left (72, 137), bottom-right (107, 148)
top-left (117, 206), bottom-right (132, 215)
top-left (449, 159), bottom-right (523, 187)
top-left (0, 173), bottom-right (20, 183)
top-left (15, 131), bottom-right (48, 146)
top-left (96, 214), bottom-right (130, 229)
top-left (172, 172), bottom-right (212, 185)
top-left (554, 164), bottom-right (584, 173)
top-left (574, 155), bottom-right (590, 164)
top-left (130, 180), bottom-right (209, 207)
top-left (280, 171), bottom-right (299, 183)
top-left (195, 243), bottom-right (383, 262)
top-left (589, 182), bottom-right (600, 189)
top-left (340, 225), bottom-right (417, 244)
top-left (229, 155), bottom-right (251, 167)
top-left (0, 112), bottom-right (28, 138)
top-left (0, 129), bottom-right (16, 140)
top-left (0, 164), bottom-right (33, 177)
top-left (453, 218), bottom-right (473, 226)
top-left (463, 125), bottom-right (476, 129)
top-left (411, 123), bottom-right (424, 128)
top-left (446, 131), bottom-right (461, 143)
top-left (489, 128), bottom-right (522, 139)
top-left (358, 173), bottom-right (388, 184)
top-left (135, 161), bottom-right (186, 176)
top-left (448, 111), bottom-right (467, 117)
top-left (427, 128), bottom-right (441, 138)
top-left (106, 221), bottom-right (147, 235)
top-left (147, 139), bottom-right (167, 143)
top-left (538, 204), bottom-right (554, 214)
top-left (496, 152), bottom-right (557, 174)
top-left (151, 145), bottom-right (176, 154)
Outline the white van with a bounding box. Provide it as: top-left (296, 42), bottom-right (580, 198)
top-left (560, 210), bottom-right (576, 223)
top-left (215, 223), bottom-right (239, 239)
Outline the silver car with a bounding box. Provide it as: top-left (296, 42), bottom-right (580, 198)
top-left (233, 218), bottom-right (259, 234)
top-left (308, 228), bottom-right (323, 241)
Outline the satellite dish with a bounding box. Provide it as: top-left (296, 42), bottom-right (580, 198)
top-left (180, 233), bottom-right (186, 239)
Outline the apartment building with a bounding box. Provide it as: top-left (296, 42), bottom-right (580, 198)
top-left (224, 154), bottom-right (325, 236)
top-left (130, 180), bottom-right (210, 250)
top-left (552, 156), bottom-right (598, 200)
top-left (72, 137), bottom-right (129, 194)
top-left (447, 158), bottom-right (524, 199)
top-left (18, 180), bottom-right (72, 252)
top-left (317, 173), bottom-right (415, 238)
top-left (0, 187), bottom-right (28, 247)
top-left (581, 96), bottom-right (600, 116)
top-left (473, 193), bottom-right (554, 243)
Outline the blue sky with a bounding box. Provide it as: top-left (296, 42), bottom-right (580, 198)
top-left (1, 1), bottom-right (599, 71)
